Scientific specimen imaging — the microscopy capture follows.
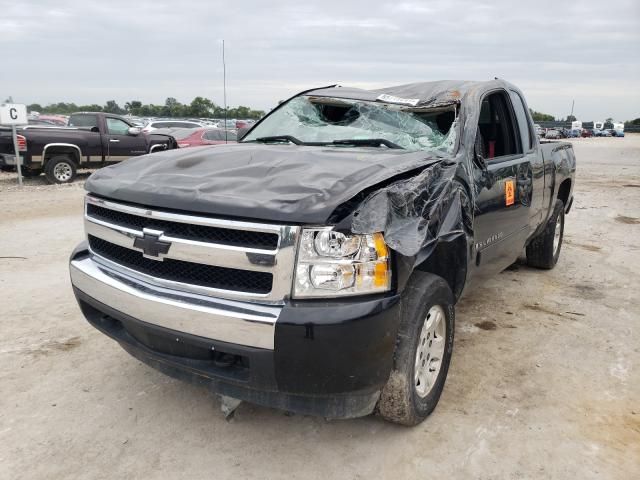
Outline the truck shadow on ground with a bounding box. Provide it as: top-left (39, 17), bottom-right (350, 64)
top-left (0, 171), bottom-right (91, 189)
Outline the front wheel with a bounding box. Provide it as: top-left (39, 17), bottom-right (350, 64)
top-left (377, 272), bottom-right (455, 426)
top-left (45, 156), bottom-right (77, 184)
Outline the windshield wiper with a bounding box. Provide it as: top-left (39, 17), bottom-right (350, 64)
top-left (331, 138), bottom-right (403, 149)
top-left (253, 135), bottom-right (304, 145)
top-left (251, 135), bottom-right (404, 149)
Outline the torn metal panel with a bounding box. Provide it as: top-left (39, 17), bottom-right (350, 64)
top-left (351, 160), bottom-right (470, 257)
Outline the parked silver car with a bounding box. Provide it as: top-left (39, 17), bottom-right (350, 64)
top-left (545, 129), bottom-right (561, 139)
top-left (142, 120), bottom-right (204, 133)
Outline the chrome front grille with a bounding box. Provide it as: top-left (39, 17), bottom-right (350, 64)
top-left (84, 195), bottom-right (299, 304)
top-left (86, 203), bottom-right (279, 249)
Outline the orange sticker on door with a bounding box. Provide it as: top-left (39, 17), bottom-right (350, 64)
top-left (505, 179), bottom-right (515, 206)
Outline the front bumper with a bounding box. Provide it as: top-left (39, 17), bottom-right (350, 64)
top-left (70, 246), bottom-right (401, 418)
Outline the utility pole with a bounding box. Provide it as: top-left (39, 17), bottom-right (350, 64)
top-left (222, 40), bottom-right (228, 144)
top-left (570, 100), bottom-right (575, 120)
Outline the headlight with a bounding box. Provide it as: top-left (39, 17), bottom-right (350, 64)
top-left (293, 228), bottom-right (391, 298)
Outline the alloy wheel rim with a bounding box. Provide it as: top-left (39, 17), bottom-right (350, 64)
top-left (553, 214), bottom-right (563, 255)
top-left (414, 305), bottom-right (446, 398)
top-left (54, 162), bottom-right (72, 182)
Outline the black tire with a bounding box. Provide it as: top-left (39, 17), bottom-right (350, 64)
top-left (526, 199), bottom-right (565, 269)
top-left (44, 156), bottom-right (77, 184)
top-left (377, 272), bottom-right (455, 426)
top-left (21, 168), bottom-right (42, 178)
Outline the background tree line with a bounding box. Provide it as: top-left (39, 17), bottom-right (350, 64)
top-left (9, 95), bottom-right (639, 126)
top-left (24, 97), bottom-right (266, 119)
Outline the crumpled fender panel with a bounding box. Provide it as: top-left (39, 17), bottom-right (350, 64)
top-left (352, 161), bottom-right (472, 257)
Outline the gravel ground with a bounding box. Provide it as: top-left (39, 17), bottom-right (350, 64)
top-left (1, 136), bottom-right (638, 479)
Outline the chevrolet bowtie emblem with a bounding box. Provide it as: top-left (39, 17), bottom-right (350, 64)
top-left (133, 228), bottom-right (171, 260)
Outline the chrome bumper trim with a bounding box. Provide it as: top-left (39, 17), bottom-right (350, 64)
top-left (70, 256), bottom-right (279, 350)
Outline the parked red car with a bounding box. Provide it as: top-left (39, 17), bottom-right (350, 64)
top-left (170, 128), bottom-right (237, 148)
top-left (37, 115), bottom-right (68, 126)
top-left (581, 129), bottom-right (593, 138)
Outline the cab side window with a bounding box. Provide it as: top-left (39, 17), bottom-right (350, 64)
top-left (508, 90), bottom-right (535, 151)
top-left (106, 118), bottom-right (131, 135)
top-left (477, 91), bottom-right (522, 160)
top-left (69, 114), bottom-right (98, 129)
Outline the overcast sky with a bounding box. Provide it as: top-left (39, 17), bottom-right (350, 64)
top-left (1, 0), bottom-right (639, 121)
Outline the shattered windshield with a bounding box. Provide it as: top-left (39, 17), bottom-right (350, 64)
top-left (243, 95), bottom-right (458, 153)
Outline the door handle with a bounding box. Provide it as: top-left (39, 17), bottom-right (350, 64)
top-left (109, 139), bottom-right (120, 143)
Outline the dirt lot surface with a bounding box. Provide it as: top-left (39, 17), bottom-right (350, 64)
top-left (1, 136), bottom-right (639, 479)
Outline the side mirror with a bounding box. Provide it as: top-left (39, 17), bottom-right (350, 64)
top-left (128, 127), bottom-right (141, 136)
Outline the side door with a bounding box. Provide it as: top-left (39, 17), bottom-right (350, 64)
top-left (68, 113), bottom-right (103, 162)
top-left (104, 117), bottom-right (147, 162)
top-left (508, 89), bottom-right (546, 227)
top-left (471, 89), bottom-right (534, 275)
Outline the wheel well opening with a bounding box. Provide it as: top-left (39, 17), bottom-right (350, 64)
top-left (44, 148), bottom-right (80, 166)
top-left (557, 179), bottom-right (571, 206)
top-left (414, 236), bottom-right (468, 301)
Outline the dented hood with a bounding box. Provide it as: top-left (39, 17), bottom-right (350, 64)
top-left (85, 143), bottom-right (441, 224)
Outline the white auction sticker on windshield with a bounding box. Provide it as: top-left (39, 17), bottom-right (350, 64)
top-left (376, 94), bottom-right (421, 107)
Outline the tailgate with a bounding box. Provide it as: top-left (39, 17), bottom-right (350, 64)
top-left (0, 129), bottom-right (15, 155)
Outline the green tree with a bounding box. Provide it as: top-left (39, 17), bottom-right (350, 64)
top-left (188, 97), bottom-right (215, 117)
top-left (79, 104), bottom-right (103, 112)
top-left (162, 97), bottom-right (186, 117)
top-left (529, 109), bottom-right (555, 122)
top-left (103, 100), bottom-right (124, 114)
top-left (16, 96), bottom-right (266, 119)
top-left (566, 115), bottom-right (576, 122)
top-left (125, 101), bottom-right (143, 115)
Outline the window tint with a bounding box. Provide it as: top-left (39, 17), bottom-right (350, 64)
top-left (203, 130), bottom-right (221, 140)
top-left (171, 129), bottom-right (198, 140)
top-left (477, 91), bottom-right (521, 160)
top-left (152, 122), bottom-right (171, 128)
top-left (203, 129), bottom-right (236, 141)
top-left (106, 118), bottom-right (131, 135)
top-left (508, 90), bottom-right (534, 150)
top-left (69, 114), bottom-right (98, 128)
top-left (174, 122), bottom-right (200, 128)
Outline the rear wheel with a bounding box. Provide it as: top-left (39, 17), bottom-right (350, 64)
top-left (526, 199), bottom-right (565, 269)
top-left (377, 272), bottom-right (455, 426)
top-left (45, 156), bottom-right (77, 184)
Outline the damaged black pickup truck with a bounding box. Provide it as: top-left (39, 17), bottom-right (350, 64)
top-left (69, 80), bottom-right (575, 425)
